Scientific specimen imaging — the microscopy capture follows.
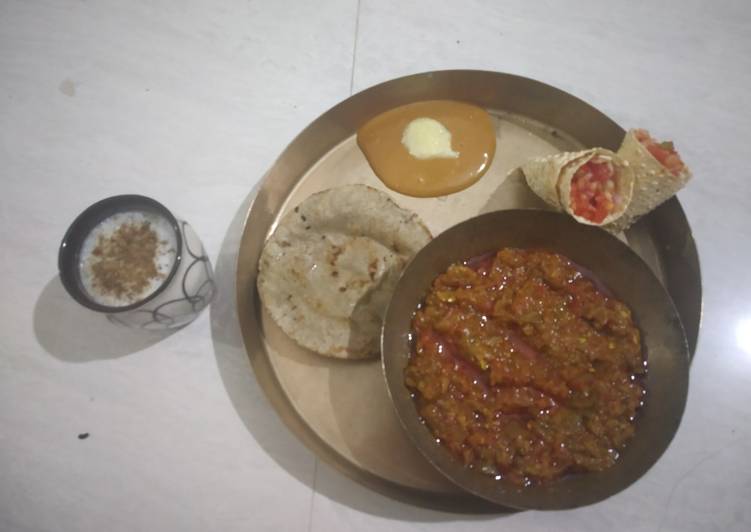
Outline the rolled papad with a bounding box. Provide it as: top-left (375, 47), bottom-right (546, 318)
top-left (523, 148), bottom-right (635, 226)
top-left (606, 129), bottom-right (692, 232)
top-left (521, 151), bottom-right (588, 210)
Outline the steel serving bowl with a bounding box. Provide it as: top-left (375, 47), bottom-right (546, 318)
top-left (381, 209), bottom-right (690, 509)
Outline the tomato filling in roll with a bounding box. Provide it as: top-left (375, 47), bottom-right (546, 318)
top-left (634, 129), bottom-right (686, 177)
top-left (569, 157), bottom-right (622, 224)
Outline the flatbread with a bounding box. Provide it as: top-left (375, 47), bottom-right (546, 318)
top-left (522, 148), bottom-right (635, 226)
top-left (606, 129), bottom-right (692, 232)
top-left (257, 185), bottom-right (432, 359)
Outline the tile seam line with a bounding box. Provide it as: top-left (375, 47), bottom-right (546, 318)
top-left (349, 0), bottom-right (361, 95)
top-left (307, 458), bottom-right (318, 532)
top-left (310, 3), bottom-right (358, 529)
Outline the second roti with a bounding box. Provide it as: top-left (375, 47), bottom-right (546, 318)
top-left (257, 185), bottom-right (432, 359)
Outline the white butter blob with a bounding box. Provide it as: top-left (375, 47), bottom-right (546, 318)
top-left (401, 117), bottom-right (459, 159)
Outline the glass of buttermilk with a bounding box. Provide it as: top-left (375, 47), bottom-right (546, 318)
top-left (59, 195), bottom-right (215, 329)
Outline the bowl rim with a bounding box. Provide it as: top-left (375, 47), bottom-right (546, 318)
top-left (380, 208), bottom-right (690, 509)
top-left (58, 194), bottom-right (183, 313)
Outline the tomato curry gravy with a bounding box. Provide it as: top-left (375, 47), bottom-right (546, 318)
top-left (357, 100), bottom-right (496, 197)
top-left (405, 248), bottom-right (646, 486)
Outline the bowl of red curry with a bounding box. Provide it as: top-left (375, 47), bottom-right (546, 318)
top-left (381, 209), bottom-right (689, 510)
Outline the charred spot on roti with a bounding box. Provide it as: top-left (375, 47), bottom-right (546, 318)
top-left (329, 245), bottom-right (343, 265)
top-left (368, 258), bottom-right (379, 281)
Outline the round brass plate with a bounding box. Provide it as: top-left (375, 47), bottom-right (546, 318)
top-left (235, 70), bottom-right (701, 512)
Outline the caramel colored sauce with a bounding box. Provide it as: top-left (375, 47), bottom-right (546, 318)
top-left (357, 100), bottom-right (496, 197)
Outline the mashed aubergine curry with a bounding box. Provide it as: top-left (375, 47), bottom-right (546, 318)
top-left (405, 248), bottom-right (646, 486)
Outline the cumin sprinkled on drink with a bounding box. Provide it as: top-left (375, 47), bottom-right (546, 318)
top-left (88, 221), bottom-right (166, 302)
top-left (79, 211), bottom-right (178, 307)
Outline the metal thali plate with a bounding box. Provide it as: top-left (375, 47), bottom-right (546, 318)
top-left (235, 70), bottom-right (701, 512)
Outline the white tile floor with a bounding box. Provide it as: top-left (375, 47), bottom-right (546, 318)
top-left (1, 1), bottom-right (750, 530)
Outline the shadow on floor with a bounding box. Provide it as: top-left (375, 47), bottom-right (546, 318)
top-left (33, 277), bottom-right (176, 362)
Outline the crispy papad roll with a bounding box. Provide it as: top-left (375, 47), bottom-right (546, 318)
top-left (521, 151), bottom-right (587, 209)
top-left (606, 129), bottom-right (692, 232)
top-left (523, 148), bottom-right (635, 226)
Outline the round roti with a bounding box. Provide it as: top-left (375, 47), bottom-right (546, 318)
top-left (257, 185), bottom-right (432, 359)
